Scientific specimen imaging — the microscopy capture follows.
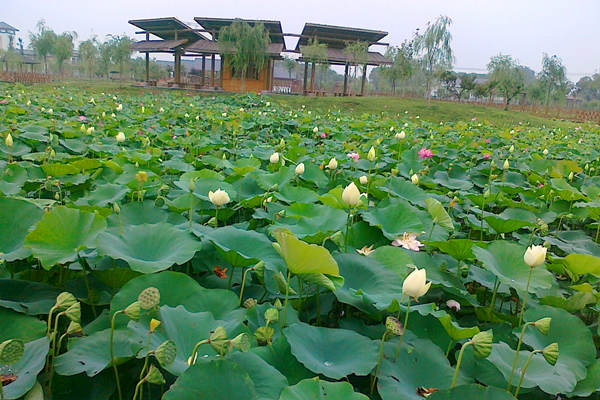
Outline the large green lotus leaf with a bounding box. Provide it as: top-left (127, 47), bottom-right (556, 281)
top-left (252, 336), bottom-right (314, 386)
top-left (385, 177), bottom-right (429, 206)
top-left (361, 198), bottom-right (423, 239)
top-left (24, 206), bottom-right (106, 269)
top-left (569, 359), bottom-right (600, 398)
top-left (276, 185), bottom-right (319, 204)
top-left (550, 178), bottom-right (587, 201)
top-left (485, 208), bottom-right (537, 233)
top-left (562, 253), bottom-right (600, 276)
top-left (0, 279), bottom-right (61, 315)
top-left (544, 230), bottom-right (600, 257)
top-left (273, 203), bottom-right (347, 243)
top-left (200, 226), bottom-right (285, 272)
top-left (378, 338), bottom-right (470, 400)
top-left (41, 162), bottom-right (80, 177)
top-left (540, 291), bottom-right (596, 312)
top-left (433, 170), bottom-right (473, 190)
top-left (128, 305), bottom-right (245, 376)
top-left (427, 384), bottom-right (515, 400)
top-left (0, 163), bottom-right (28, 195)
top-left (428, 309), bottom-right (480, 340)
top-left (427, 239), bottom-right (476, 261)
top-left (3, 337), bottom-right (49, 400)
top-left (106, 201), bottom-right (186, 228)
top-left (226, 352), bottom-right (288, 400)
top-left (97, 223), bottom-right (201, 273)
top-left (333, 253), bottom-right (403, 312)
top-left (284, 322), bottom-right (378, 379)
top-left (520, 305), bottom-right (595, 392)
top-left (425, 197), bottom-right (454, 231)
top-left (163, 359), bottom-right (257, 400)
top-left (254, 167), bottom-right (295, 191)
top-left (0, 308), bottom-right (46, 343)
top-left (472, 241), bottom-right (555, 294)
top-left (75, 182), bottom-right (129, 207)
top-left (110, 271), bottom-right (239, 319)
top-left (51, 369), bottom-right (114, 400)
top-left (53, 328), bottom-right (144, 377)
top-left (369, 245), bottom-right (413, 277)
top-left (273, 228), bottom-right (339, 276)
top-left (279, 378), bottom-right (369, 400)
top-left (0, 197), bottom-right (43, 261)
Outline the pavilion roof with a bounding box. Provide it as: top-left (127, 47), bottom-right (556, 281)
top-left (131, 39), bottom-right (188, 53)
top-left (186, 40), bottom-right (284, 57)
top-left (128, 17), bottom-right (206, 42)
top-left (295, 22), bottom-right (387, 50)
top-left (194, 17), bottom-right (285, 46)
top-left (298, 47), bottom-right (390, 66)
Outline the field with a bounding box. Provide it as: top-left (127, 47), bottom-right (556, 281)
top-left (1, 82), bottom-right (600, 400)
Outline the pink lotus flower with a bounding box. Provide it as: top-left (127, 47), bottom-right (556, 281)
top-left (471, 117), bottom-right (477, 121)
top-left (0, 100), bottom-right (8, 105)
top-left (78, 115), bottom-right (86, 122)
top-left (391, 232), bottom-right (424, 252)
top-left (483, 153), bottom-right (490, 160)
top-left (418, 148), bottom-right (433, 159)
top-left (320, 132), bottom-right (327, 138)
top-left (347, 152), bottom-right (360, 162)
top-left (486, 138), bottom-right (491, 144)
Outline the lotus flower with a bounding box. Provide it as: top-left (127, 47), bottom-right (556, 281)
top-left (418, 148), bottom-right (433, 159)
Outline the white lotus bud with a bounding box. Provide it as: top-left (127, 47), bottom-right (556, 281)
top-left (524, 245), bottom-right (547, 268)
top-left (327, 158), bottom-right (338, 170)
top-left (295, 163), bottom-right (305, 175)
top-left (359, 175), bottom-right (368, 185)
top-left (342, 182), bottom-right (361, 207)
top-left (367, 146), bottom-right (376, 162)
top-left (503, 159), bottom-right (510, 170)
top-left (402, 267), bottom-right (431, 300)
top-left (269, 152), bottom-right (280, 164)
top-left (411, 174), bottom-right (419, 185)
top-left (116, 104), bottom-right (123, 111)
top-left (313, 126), bottom-right (319, 133)
top-left (208, 189), bottom-right (230, 207)
top-left (543, 148), bottom-right (548, 156)
top-left (116, 132), bottom-right (125, 142)
top-left (396, 131), bottom-right (406, 139)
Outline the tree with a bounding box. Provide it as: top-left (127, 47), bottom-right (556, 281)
top-left (303, 38), bottom-right (327, 91)
top-left (457, 73), bottom-right (476, 100)
top-left (487, 54), bottom-right (525, 110)
top-left (414, 15), bottom-right (454, 103)
top-left (576, 73), bottom-right (600, 102)
top-left (98, 41), bottom-right (113, 78)
top-left (107, 35), bottom-right (133, 81)
top-left (218, 20), bottom-right (270, 92)
top-left (382, 38), bottom-right (415, 95)
top-left (538, 53), bottom-right (568, 106)
top-left (439, 70), bottom-right (458, 99)
top-left (29, 20), bottom-right (56, 74)
top-left (53, 32), bottom-right (76, 75)
top-left (79, 38), bottom-right (98, 78)
top-left (282, 56), bottom-right (297, 80)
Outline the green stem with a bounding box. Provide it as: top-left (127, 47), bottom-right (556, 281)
top-left (189, 339), bottom-right (209, 365)
top-left (227, 267), bottom-right (234, 290)
top-left (451, 341), bottom-right (472, 388)
top-left (445, 340), bottom-right (455, 357)
top-left (488, 277), bottom-right (500, 311)
top-left (46, 305), bottom-right (57, 337)
top-left (427, 222), bottom-right (436, 242)
top-left (281, 269), bottom-right (291, 327)
top-left (48, 311), bottom-right (65, 393)
top-left (393, 299), bottom-right (411, 362)
top-left (507, 322), bottom-right (533, 389)
top-left (370, 331), bottom-right (388, 395)
top-left (189, 191), bottom-right (194, 228)
top-left (514, 350), bottom-right (541, 397)
top-left (132, 379), bottom-right (145, 400)
top-left (110, 311), bottom-right (123, 400)
top-left (239, 267), bottom-right (254, 306)
top-left (518, 267), bottom-right (534, 327)
top-left (344, 210), bottom-right (352, 252)
top-left (0, 383), bottom-right (4, 400)
top-left (316, 288), bottom-right (321, 326)
top-left (215, 207), bottom-right (219, 227)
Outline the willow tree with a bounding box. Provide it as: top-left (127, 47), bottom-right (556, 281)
top-left (303, 38), bottom-right (327, 91)
top-left (344, 40), bottom-right (369, 87)
top-left (30, 20), bottom-right (56, 74)
top-left (218, 20), bottom-right (270, 92)
top-left (79, 38), bottom-right (98, 79)
top-left (53, 31), bottom-right (77, 75)
top-left (487, 54), bottom-right (525, 110)
top-left (383, 39), bottom-right (415, 95)
top-left (414, 15), bottom-right (454, 103)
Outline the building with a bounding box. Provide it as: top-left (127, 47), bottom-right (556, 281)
top-left (0, 22), bottom-right (18, 51)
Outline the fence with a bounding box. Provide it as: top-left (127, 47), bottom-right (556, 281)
top-left (0, 72), bottom-right (56, 84)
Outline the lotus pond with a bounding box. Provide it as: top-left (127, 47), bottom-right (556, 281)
top-left (1, 84), bottom-right (600, 400)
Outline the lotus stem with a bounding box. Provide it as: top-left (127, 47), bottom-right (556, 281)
top-left (451, 341), bottom-right (472, 388)
top-left (393, 299), bottom-right (411, 362)
top-left (281, 269), bottom-right (292, 327)
top-left (344, 210), bottom-right (352, 252)
top-left (507, 321), bottom-right (534, 389)
top-left (239, 267), bottom-right (254, 306)
top-left (132, 378), bottom-right (146, 400)
top-left (189, 339), bottom-right (209, 365)
top-left (370, 331), bottom-right (388, 395)
top-left (514, 350), bottom-right (542, 397)
top-left (488, 277), bottom-right (500, 311)
top-left (110, 311), bottom-right (124, 400)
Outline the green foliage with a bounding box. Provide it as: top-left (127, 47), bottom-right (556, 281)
top-left (487, 54), bottom-right (526, 109)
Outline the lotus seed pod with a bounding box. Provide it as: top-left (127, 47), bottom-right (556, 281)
top-left (243, 298), bottom-right (257, 309)
top-left (56, 292), bottom-right (77, 310)
top-left (0, 339), bottom-right (24, 365)
top-left (231, 333), bottom-right (251, 352)
top-left (471, 330), bottom-right (493, 358)
top-left (155, 340), bottom-right (177, 366)
top-left (273, 298), bottom-right (283, 310)
top-left (113, 203), bottom-right (120, 214)
top-left (149, 318), bottom-right (161, 333)
top-left (542, 342), bottom-right (559, 366)
top-left (385, 316), bottom-right (403, 336)
top-left (124, 301), bottom-right (141, 321)
top-left (209, 326), bottom-right (229, 355)
top-left (66, 321), bottom-right (83, 335)
top-left (138, 287), bottom-right (160, 310)
top-left (264, 308), bottom-right (279, 324)
top-left (145, 364), bottom-right (166, 385)
top-left (254, 326), bottom-right (275, 345)
top-left (534, 317), bottom-right (552, 336)
top-left (65, 302), bottom-right (81, 323)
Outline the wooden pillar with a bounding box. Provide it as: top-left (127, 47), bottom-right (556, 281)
top-left (360, 64), bottom-right (367, 96)
top-left (201, 55), bottom-right (206, 86)
top-left (310, 62), bottom-right (315, 92)
top-left (343, 63), bottom-right (349, 96)
top-left (303, 61), bottom-right (308, 95)
top-left (266, 58), bottom-right (273, 91)
top-left (218, 56), bottom-right (223, 89)
top-left (210, 54), bottom-right (216, 87)
top-left (145, 33), bottom-right (150, 83)
top-left (174, 51), bottom-right (181, 85)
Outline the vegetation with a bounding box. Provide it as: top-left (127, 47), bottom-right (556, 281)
top-left (487, 54), bottom-right (526, 110)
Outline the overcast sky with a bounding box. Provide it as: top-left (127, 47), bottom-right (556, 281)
top-left (6, 0), bottom-right (600, 81)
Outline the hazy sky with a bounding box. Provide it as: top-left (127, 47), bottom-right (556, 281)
top-left (6, 0), bottom-right (600, 81)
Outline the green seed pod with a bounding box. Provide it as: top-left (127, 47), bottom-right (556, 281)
top-left (66, 321), bottom-right (83, 336)
top-left (65, 302), bottom-right (81, 323)
top-left (155, 340), bottom-right (177, 366)
top-left (243, 298), bottom-right (257, 309)
top-left (534, 317), bottom-right (552, 336)
top-left (209, 326), bottom-right (228, 355)
top-left (124, 301), bottom-right (141, 321)
top-left (0, 339), bottom-right (24, 365)
top-left (138, 287), bottom-right (160, 310)
top-left (145, 364), bottom-right (165, 385)
top-left (264, 308), bottom-right (279, 324)
top-left (385, 316), bottom-right (403, 336)
top-left (471, 330), bottom-right (493, 358)
top-left (273, 298), bottom-right (283, 310)
top-left (542, 342), bottom-right (559, 366)
top-left (231, 333), bottom-right (251, 352)
top-left (56, 292), bottom-right (77, 310)
top-left (254, 326), bottom-right (275, 345)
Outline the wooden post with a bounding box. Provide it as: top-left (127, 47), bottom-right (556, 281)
top-left (174, 51), bottom-right (181, 85)
top-left (303, 61), bottom-right (308, 95)
top-left (201, 55), bottom-right (206, 86)
top-left (310, 62), bottom-right (315, 92)
top-left (360, 64), bottom-right (367, 96)
top-left (211, 54), bottom-right (216, 87)
top-left (343, 63), bottom-right (349, 96)
top-left (219, 56), bottom-right (223, 88)
top-left (145, 33), bottom-right (150, 83)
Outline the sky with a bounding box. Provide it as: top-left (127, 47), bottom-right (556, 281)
top-left (6, 0), bottom-right (600, 81)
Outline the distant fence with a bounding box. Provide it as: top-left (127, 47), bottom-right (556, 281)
top-left (0, 72), bottom-right (56, 84)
